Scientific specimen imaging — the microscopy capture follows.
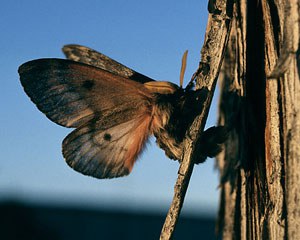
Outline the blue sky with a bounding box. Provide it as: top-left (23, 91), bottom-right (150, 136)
top-left (1, 1), bottom-right (222, 216)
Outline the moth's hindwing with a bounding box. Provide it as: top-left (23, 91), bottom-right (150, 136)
top-left (63, 116), bottom-right (152, 179)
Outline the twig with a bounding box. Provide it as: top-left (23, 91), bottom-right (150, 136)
top-left (159, 1), bottom-right (234, 239)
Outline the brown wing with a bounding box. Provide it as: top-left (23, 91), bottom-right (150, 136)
top-left (19, 58), bottom-right (153, 128)
top-left (62, 44), bottom-right (154, 83)
top-left (19, 59), bottom-right (154, 178)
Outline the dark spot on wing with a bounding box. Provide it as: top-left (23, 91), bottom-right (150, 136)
top-left (82, 80), bottom-right (95, 90)
top-left (104, 133), bottom-right (111, 141)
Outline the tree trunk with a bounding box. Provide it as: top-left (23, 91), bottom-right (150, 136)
top-left (217, 0), bottom-right (300, 239)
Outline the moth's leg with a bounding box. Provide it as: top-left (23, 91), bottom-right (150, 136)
top-left (193, 126), bottom-right (228, 164)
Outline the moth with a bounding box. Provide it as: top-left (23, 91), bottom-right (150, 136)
top-left (19, 45), bottom-right (226, 179)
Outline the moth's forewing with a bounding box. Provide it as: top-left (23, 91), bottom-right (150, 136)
top-left (63, 44), bottom-right (154, 83)
top-left (19, 59), bottom-right (154, 178)
top-left (19, 59), bottom-right (152, 128)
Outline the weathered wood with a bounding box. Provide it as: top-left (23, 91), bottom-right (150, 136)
top-left (217, 0), bottom-right (300, 239)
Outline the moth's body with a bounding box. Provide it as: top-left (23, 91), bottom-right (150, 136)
top-left (19, 45), bottom-right (225, 179)
top-left (149, 87), bottom-right (207, 161)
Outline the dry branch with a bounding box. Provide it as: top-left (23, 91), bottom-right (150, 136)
top-left (160, 1), bottom-right (234, 239)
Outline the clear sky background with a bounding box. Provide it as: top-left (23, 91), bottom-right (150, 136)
top-left (1, 1), bottom-right (222, 217)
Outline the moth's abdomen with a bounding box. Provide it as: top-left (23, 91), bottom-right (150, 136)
top-left (154, 130), bottom-right (183, 160)
top-left (150, 92), bottom-right (185, 161)
top-left (150, 111), bottom-right (180, 160)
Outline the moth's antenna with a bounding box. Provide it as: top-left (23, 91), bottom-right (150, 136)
top-left (179, 50), bottom-right (188, 88)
